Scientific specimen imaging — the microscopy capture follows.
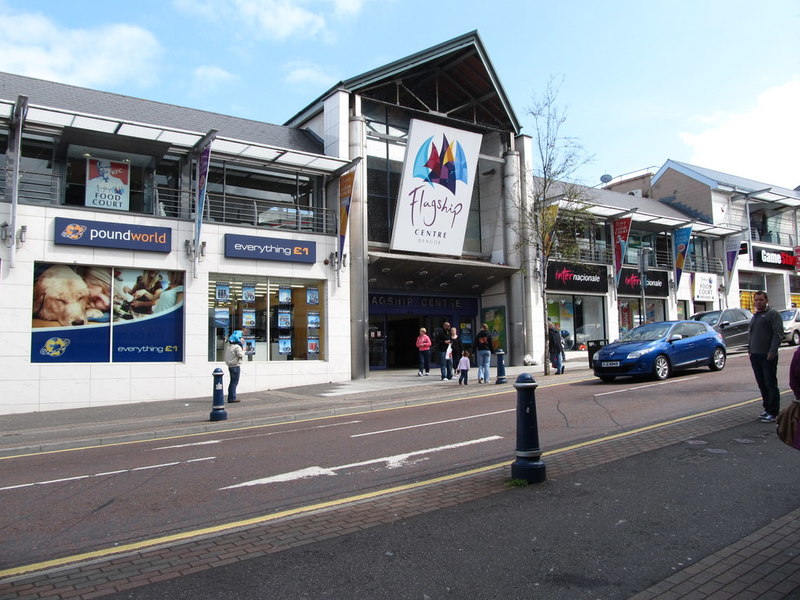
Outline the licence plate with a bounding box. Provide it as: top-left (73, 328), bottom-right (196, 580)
top-left (601, 361), bottom-right (620, 367)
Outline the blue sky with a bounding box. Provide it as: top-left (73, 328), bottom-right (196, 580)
top-left (1, 0), bottom-right (797, 189)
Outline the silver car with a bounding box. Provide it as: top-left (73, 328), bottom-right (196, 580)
top-left (779, 308), bottom-right (800, 345)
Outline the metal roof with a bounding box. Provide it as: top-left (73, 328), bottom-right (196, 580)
top-left (286, 31), bottom-right (520, 135)
top-left (0, 71), bottom-right (350, 174)
top-left (653, 160), bottom-right (800, 208)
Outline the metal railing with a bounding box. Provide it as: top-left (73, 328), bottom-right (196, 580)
top-left (1, 170), bottom-right (336, 235)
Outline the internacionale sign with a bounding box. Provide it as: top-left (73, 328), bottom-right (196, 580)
top-left (54, 217), bottom-right (171, 253)
top-left (390, 119), bottom-right (482, 256)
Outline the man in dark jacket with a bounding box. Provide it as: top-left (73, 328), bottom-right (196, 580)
top-left (748, 291), bottom-right (783, 422)
top-left (434, 322), bottom-right (453, 380)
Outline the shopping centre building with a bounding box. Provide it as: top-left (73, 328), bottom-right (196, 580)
top-left (1, 31), bottom-right (799, 413)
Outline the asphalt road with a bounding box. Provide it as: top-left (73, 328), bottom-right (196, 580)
top-left (0, 352), bottom-right (782, 572)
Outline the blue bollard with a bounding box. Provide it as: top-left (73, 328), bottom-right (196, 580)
top-left (510, 372), bottom-right (546, 483)
top-left (209, 367), bottom-right (228, 422)
top-left (495, 349), bottom-right (508, 384)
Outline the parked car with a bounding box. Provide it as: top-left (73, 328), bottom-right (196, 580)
top-left (690, 308), bottom-right (752, 349)
top-left (592, 320), bottom-right (726, 382)
top-left (779, 308), bottom-right (800, 345)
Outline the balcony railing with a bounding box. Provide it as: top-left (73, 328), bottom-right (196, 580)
top-left (1, 170), bottom-right (336, 235)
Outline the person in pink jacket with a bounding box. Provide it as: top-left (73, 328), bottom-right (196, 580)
top-left (415, 327), bottom-right (432, 376)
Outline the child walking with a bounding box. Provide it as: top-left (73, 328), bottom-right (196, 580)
top-left (457, 350), bottom-right (471, 385)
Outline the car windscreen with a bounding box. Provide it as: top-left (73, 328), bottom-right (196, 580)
top-left (780, 310), bottom-right (796, 320)
top-left (692, 311), bottom-right (721, 325)
top-left (619, 323), bottom-right (672, 342)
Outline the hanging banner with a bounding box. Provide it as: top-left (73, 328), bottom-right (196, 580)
top-left (673, 225), bottom-right (693, 288)
top-left (725, 234), bottom-right (743, 276)
top-left (390, 119), bottom-right (482, 256)
top-left (338, 171), bottom-right (355, 263)
top-left (612, 217), bottom-right (632, 286)
top-left (85, 159), bottom-right (130, 211)
top-left (193, 142), bottom-right (213, 253)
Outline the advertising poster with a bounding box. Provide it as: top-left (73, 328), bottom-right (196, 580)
top-left (307, 287), bottom-right (319, 305)
top-left (278, 309), bottom-right (292, 329)
top-left (481, 306), bottom-right (506, 353)
top-left (243, 335), bottom-right (256, 356)
top-left (31, 263), bottom-right (184, 363)
top-left (307, 311), bottom-right (320, 328)
top-left (85, 158), bottom-right (130, 211)
top-left (390, 119), bottom-right (482, 256)
top-left (216, 282), bottom-right (230, 301)
top-left (242, 285), bottom-right (256, 303)
top-left (278, 286), bottom-right (292, 304)
top-left (214, 309), bottom-right (230, 327)
top-left (308, 337), bottom-right (320, 354)
top-left (242, 310), bottom-right (256, 328)
top-left (278, 335), bottom-right (292, 355)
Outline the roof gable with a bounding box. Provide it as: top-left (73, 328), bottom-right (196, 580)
top-left (288, 31), bottom-right (520, 134)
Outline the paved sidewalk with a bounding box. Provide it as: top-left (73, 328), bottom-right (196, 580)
top-left (2, 353), bottom-right (800, 599)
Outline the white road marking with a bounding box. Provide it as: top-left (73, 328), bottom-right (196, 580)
top-left (151, 421), bottom-right (363, 450)
top-left (220, 436), bottom-right (503, 489)
top-left (0, 457), bottom-right (217, 492)
top-left (593, 376), bottom-right (700, 397)
top-left (350, 410), bottom-right (514, 438)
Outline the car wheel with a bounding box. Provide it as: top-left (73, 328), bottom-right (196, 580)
top-left (709, 347), bottom-right (726, 371)
top-left (652, 355), bottom-right (670, 381)
top-left (792, 331), bottom-right (800, 346)
top-left (598, 375), bottom-right (615, 383)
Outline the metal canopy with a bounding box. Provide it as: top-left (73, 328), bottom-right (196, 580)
top-left (2, 99), bottom-right (351, 175)
top-left (367, 251), bottom-right (518, 296)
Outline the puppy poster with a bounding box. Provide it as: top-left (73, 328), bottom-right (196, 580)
top-left (31, 262), bottom-right (184, 363)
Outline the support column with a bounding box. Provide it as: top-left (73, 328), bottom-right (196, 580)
top-left (349, 112), bottom-right (369, 379)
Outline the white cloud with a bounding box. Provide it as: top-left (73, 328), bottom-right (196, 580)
top-left (0, 7), bottom-right (162, 88)
top-left (680, 78), bottom-right (800, 189)
top-left (173, 0), bottom-right (366, 41)
top-left (282, 60), bottom-right (338, 88)
top-left (191, 65), bottom-right (238, 94)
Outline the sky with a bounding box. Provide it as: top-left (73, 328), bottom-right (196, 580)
top-left (0, 0), bottom-right (798, 190)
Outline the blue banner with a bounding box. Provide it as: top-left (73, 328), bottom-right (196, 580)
top-left (673, 226), bottom-right (693, 288)
top-left (32, 325), bottom-right (110, 363)
top-left (55, 217), bottom-right (171, 253)
top-left (112, 306), bottom-right (184, 362)
top-left (224, 233), bottom-right (315, 263)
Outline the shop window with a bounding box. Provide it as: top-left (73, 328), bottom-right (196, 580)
top-left (208, 275), bottom-right (325, 362)
top-left (31, 263), bottom-right (185, 363)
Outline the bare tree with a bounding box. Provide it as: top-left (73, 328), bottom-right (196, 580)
top-left (512, 76), bottom-right (595, 375)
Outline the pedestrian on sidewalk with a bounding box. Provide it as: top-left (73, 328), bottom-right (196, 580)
top-left (475, 323), bottom-right (492, 383)
top-left (446, 326), bottom-right (463, 381)
top-left (415, 327), bottom-right (432, 376)
top-left (748, 291), bottom-right (783, 422)
top-left (225, 330), bottom-right (245, 403)
top-left (548, 321), bottom-right (564, 374)
top-left (457, 350), bottom-right (471, 385)
top-left (435, 322), bottom-right (453, 380)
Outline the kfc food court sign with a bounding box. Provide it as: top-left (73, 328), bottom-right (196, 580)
top-left (752, 244), bottom-right (797, 271)
top-left (55, 217), bottom-right (171, 253)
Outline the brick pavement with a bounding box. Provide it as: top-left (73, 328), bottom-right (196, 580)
top-left (2, 400), bottom-right (799, 599)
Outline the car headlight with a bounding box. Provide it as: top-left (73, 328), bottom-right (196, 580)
top-left (627, 347), bottom-right (655, 359)
top-left (592, 351), bottom-right (601, 361)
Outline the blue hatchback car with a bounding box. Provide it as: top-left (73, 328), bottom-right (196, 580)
top-left (592, 320), bottom-right (726, 382)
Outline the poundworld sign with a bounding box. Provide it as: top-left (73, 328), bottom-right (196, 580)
top-left (54, 217), bottom-right (171, 253)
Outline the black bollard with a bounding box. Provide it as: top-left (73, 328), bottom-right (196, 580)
top-left (495, 349), bottom-right (508, 384)
top-left (510, 372), bottom-right (546, 483)
top-left (209, 367), bottom-right (228, 422)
